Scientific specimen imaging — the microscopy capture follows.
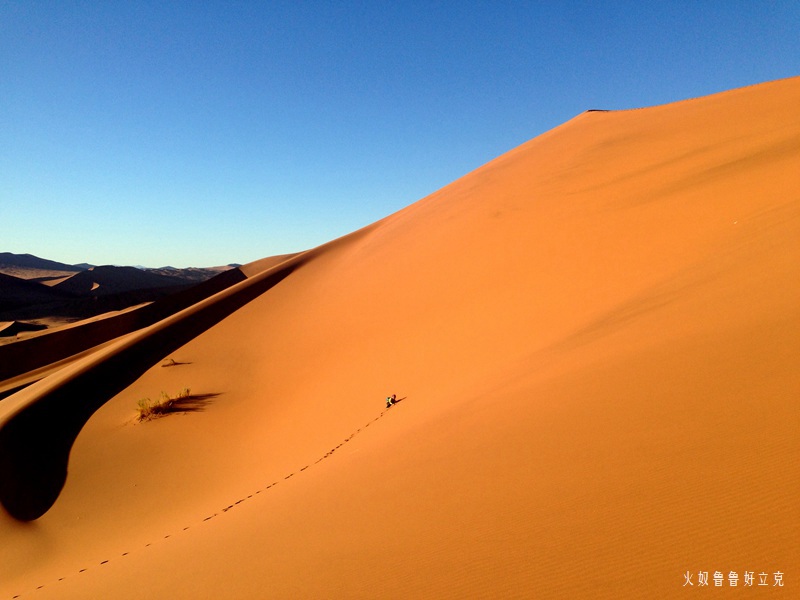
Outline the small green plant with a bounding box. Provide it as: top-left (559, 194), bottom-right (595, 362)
top-left (136, 388), bottom-right (191, 422)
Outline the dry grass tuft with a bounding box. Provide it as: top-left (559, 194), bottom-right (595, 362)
top-left (137, 388), bottom-right (191, 422)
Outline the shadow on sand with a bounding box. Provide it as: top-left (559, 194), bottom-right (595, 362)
top-left (160, 358), bottom-right (192, 368)
top-left (139, 392), bottom-right (220, 420)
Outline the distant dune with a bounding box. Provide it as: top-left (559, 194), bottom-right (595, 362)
top-left (51, 265), bottom-right (189, 296)
top-left (0, 272), bottom-right (78, 314)
top-left (0, 77), bottom-right (798, 599)
top-left (0, 256), bottom-right (238, 338)
top-left (0, 266), bottom-right (256, 384)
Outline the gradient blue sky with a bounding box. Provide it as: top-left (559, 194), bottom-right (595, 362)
top-left (2, 1), bottom-right (798, 267)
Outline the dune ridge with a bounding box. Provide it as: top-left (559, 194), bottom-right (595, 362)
top-left (0, 247), bottom-right (318, 520)
top-left (1, 76), bottom-right (798, 598)
top-left (0, 254), bottom-right (298, 384)
top-left (0, 267), bottom-right (245, 383)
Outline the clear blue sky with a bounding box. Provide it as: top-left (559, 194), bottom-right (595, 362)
top-left (2, 1), bottom-right (798, 267)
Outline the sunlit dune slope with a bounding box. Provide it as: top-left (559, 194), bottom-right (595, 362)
top-left (1, 76), bottom-right (798, 599)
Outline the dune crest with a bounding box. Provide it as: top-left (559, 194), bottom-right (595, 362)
top-left (1, 76), bottom-right (798, 598)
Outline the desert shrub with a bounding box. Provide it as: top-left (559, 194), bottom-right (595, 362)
top-left (136, 388), bottom-right (191, 422)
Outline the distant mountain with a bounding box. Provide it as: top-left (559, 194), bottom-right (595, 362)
top-left (0, 252), bottom-right (89, 280)
top-left (0, 252), bottom-right (86, 272)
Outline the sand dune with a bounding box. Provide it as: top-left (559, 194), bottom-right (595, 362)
top-left (1, 76), bottom-right (798, 598)
top-left (0, 321), bottom-right (47, 339)
top-left (0, 255), bottom-right (238, 332)
top-left (0, 273), bottom-right (77, 314)
top-left (51, 266), bottom-right (189, 296)
top-left (0, 263), bottom-right (266, 384)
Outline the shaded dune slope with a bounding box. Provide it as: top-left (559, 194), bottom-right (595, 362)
top-left (0, 247), bottom-right (325, 520)
top-left (51, 266), bottom-right (188, 296)
top-left (1, 77), bottom-right (798, 598)
top-left (0, 321), bottom-right (47, 339)
top-left (0, 273), bottom-right (78, 313)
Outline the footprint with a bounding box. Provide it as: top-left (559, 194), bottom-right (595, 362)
top-left (20, 406), bottom-right (392, 599)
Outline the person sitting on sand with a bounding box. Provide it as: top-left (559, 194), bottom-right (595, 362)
top-left (386, 394), bottom-right (396, 408)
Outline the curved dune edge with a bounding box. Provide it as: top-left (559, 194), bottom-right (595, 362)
top-left (0, 235), bottom-right (362, 521)
top-left (1, 76), bottom-right (799, 599)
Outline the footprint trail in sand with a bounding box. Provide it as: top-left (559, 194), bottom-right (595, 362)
top-left (8, 405), bottom-right (399, 599)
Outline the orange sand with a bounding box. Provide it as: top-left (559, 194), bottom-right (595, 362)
top-left (0, 77), bottom-right (798, 599)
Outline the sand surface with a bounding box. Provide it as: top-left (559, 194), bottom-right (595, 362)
top-left (0, 77), bottom-right (798, 598)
